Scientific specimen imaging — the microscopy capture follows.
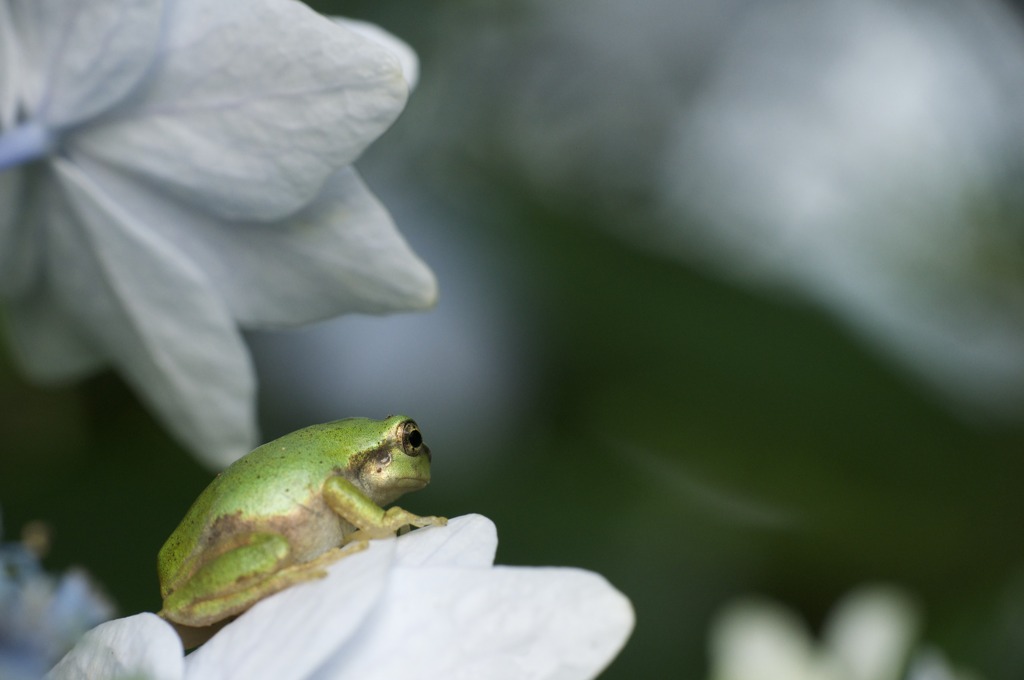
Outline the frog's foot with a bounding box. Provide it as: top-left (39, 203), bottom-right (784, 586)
top-left (350, 508), bottom-right (448, 541)
top-left (323, 476), bottom-right (447, 539)
top-left (160, 536), bottom-right (367, 628)
top-left (308, 538), bottom-right (369, 570)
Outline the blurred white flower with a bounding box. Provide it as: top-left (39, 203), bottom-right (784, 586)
top-left (421, 0), bottom-right (1024, 420)
top-left (48, 515), bottom-right (635, 680)
top-left (420, 0), bottom-right (740, 214)
top-left (707, 586), bottom-right (979, 680)
top-left (664, 0), bottom-right (1024, 420)
top-left (0, 0), bottom-right (436, 467)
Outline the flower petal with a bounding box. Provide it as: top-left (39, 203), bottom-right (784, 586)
top-left (185, 538), bottom-right (397, 680)
top-left (2, 169), bottom-right (105, 383)
top-left (0, 0), bottom-right (19, 128)
top-left (207, 168), bottom-right (437, 325)
top-left (314, 566), bottom-right (635, 680)
top-left (395, 514), bottom-right (497, 569)
top-left (61, 161), bottom-right (436, 327)
top-left (823, 586), bottom-right (917, 680)
top-left (9, 0), bottom-right (162, 127)
top-left (46, 613), bottom-right (184, 680)
top-left (48, 157), bottom-right (256, 467)
top-left (76, 0), bottom-right (410, 221)
top-left (4, 279), bottom-right (106, 382)
top-left (708, 600), bottom-right (821, 680)
top-left (0, 167), bottom-right (32, 296)
top-left (334, 18), bottom-right (419, 90)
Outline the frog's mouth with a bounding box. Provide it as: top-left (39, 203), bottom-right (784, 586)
top-left (394, 477), bottom-right (429, 489)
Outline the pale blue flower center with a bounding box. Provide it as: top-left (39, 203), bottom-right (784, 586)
top-left (0, 121), bottom-right (55, 171)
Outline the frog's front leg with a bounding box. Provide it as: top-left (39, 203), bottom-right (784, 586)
top-left (159, 532), bottom-right (365, 627)
top-left (323, 476), bottom-right (447, 541)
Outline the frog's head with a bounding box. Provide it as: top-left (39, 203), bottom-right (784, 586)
top-left (355, 416), bottom-right (432, 506)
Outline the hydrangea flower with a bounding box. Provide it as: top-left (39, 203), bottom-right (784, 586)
top-left (0, 0), bottom-right (437, 467)
top-left (707, 585), bottom-right (979, 680)
top-left (47, 515), bottom-right (635, 680)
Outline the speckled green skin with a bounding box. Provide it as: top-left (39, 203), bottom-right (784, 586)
top-left (157, 415), bottom-right (442, 627)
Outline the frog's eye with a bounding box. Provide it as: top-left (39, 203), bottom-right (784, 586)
top-left (401, 421), bottom-right (429, 459)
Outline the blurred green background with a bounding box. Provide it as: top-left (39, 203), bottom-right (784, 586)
top-left (4, 1), bottom-right (1024, 678)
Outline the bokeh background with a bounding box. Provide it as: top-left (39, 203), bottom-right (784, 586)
top-left (3, 0), bottom-right (1024, 677)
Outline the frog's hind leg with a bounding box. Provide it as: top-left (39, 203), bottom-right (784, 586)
top-left (220, 540), bottom-right (368, 620)
top-left (160, 534), bottom-right (366, 628)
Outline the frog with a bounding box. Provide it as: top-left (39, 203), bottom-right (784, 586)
top-left (157, 415), bottom-right (446, 629)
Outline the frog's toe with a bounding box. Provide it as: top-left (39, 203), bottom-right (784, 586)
top-left (412, 515), bottom-right (447, 528)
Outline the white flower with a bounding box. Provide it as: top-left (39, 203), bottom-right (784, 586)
top-left (419, 0), bottom-right (741, 215)
top-left (0, 0), bottom-right (436, 467)
top-left (707, 586), bottom-right (978, 680)
top-left (47, 515), bottom-right (635, 680)
top-left (422, 0), bottom-right (1024, 420)
top-left (663, 0), bottom-right (1024, 420)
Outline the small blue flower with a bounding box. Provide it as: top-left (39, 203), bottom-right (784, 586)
top-left (0, 519), bottom-right (115, 680)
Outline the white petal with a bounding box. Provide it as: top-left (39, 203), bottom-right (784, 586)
top-left (185, 538), bottom-right (397, 680)
top-left (188, 167), bottom-right (437, 325)
top-left (0, 166), bottom-right (33, 296)
top-left (4, 280), bottom-right (106, 382)
top-left (1, 171), bottom-right (100, 382)
top-left (61, 161), bottom-right (436, 327)
top-left (395, 514), bottom-right (497, 568)
top-left (2, 170), bottom-right (105, 381)
top-left (708, 601), bottom-right (820, 680)
top-left (334, 18), bottom-right (419, 90)
top-left (9, 0), bottom-right (162, 126)
top-left (46, 613), bottom-right (184, 680)
top-left (314, 566), bottom-right (635, 680)
top-left (210, 168), bottom-right (436, 325)
top-left (823, 586), bottom-right (917, 680)
top-left (49, 158), bottom-right (256, 467)
top-left (76, 0), bottom-right (409, 221)
top-left (0, 0), bottom-right (19, 128)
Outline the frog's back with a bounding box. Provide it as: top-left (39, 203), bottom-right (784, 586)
top-left (207, 435), bottom-right (339, 516)
top-left (158, 419), bottom-right (380, 589)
